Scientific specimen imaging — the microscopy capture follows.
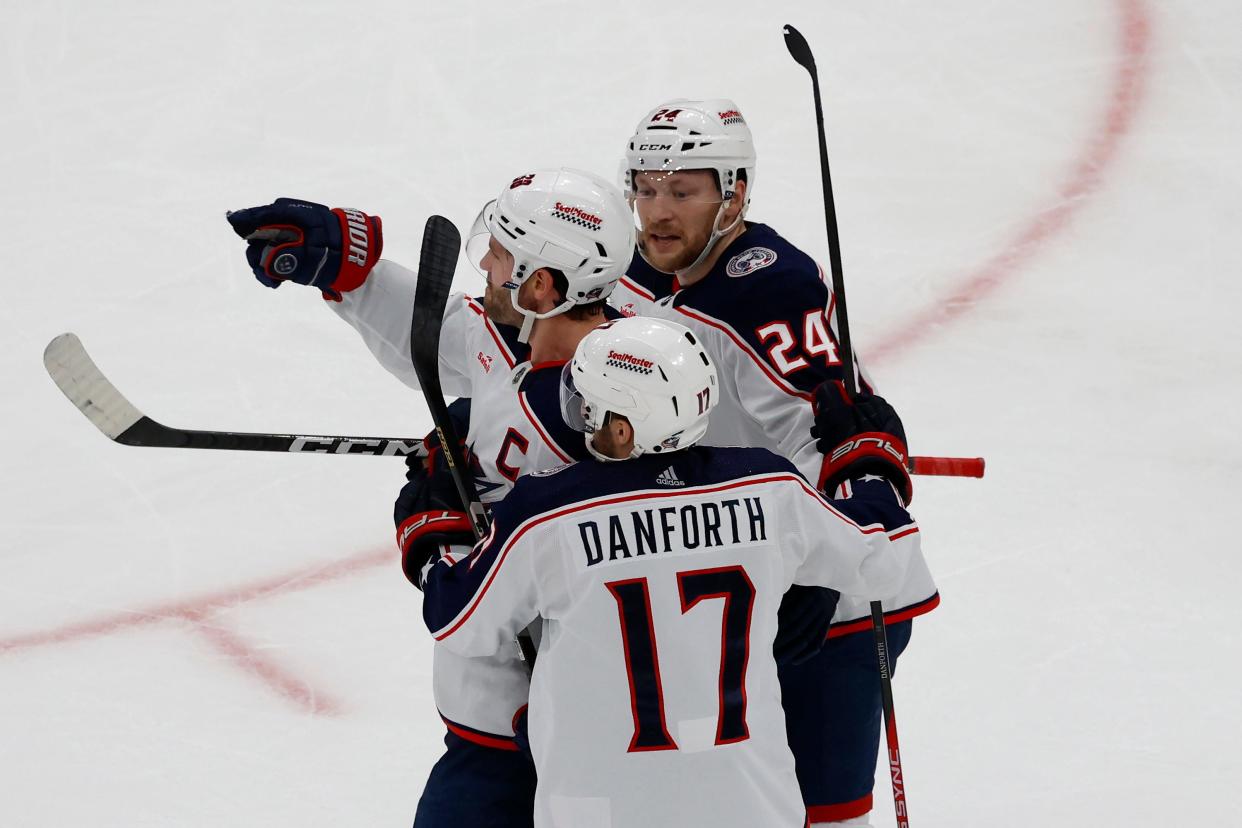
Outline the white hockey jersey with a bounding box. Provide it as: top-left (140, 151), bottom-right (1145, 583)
top-left (423, 447), bottom-right (921, 828)
top-left (331, 260), bottom-right (591, 745)
top-left (610, 223), bottom-right (939, 634)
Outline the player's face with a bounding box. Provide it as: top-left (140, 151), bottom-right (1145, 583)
top-left (479, 236), bottom-right (525, 327)
top-left (633, 170), bottom-right (723, 273)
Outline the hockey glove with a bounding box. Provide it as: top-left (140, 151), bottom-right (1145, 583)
top-left (225, 197), bottom-right (383, 301)
top-left (394, 399), bottom-right (475, 587)
top-left (811, 380), bottom-right (913, 504)
top-left (773, 584), bottom-right (840, 666)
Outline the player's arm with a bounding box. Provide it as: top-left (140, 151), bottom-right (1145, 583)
top-left (225, 198), bottom-right (472, 396)
top-left (788, 476), bottom-right (918, 601)
top-left (701, 267), bottom-right (869, 483)
top-left (421, 494), bottom-right (542, 658)
top-left (791, 382), bottom-right (918, 596)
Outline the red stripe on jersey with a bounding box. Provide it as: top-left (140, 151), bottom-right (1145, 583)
top-left (440, 715), bottom-right (520, 752)
top-left (618, 275), bottom-right (656, 301)
top-left (517, 391), bottom-right (573, 464)
top-left (827, 592), bottom-right (941, 639)
top-left (807, 792), bottom-right (873, 822)
top-left (889, 525), bottom-right (920, 542)
top-left (433, 472), bottom-right (887, 642)
top-left (464, 296), bottom-right (517, 368)
top-left (673, 305), bottom-right (815, 403)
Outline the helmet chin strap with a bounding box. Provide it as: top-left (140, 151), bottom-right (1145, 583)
top-left (584, 432), bottom-right (642, 462)
top-left (511, 286), bottom-right (576, 344)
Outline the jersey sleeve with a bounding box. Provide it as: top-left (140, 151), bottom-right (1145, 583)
top-left (783, 475), bottom-right (918, 601)
top-left (327, 259), bottom-right (474, 397)
top-left (670, 241), bottom-right (872, 483)
top-left (421, 496), bottom-right (543, 658)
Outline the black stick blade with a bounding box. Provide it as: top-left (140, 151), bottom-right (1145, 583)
top-left (783, 24), bottom-right (816, 73)
top-left (412, 215), bottom-right (462, 342)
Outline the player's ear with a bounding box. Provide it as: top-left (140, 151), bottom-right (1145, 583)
top-left (529, 268), bottom-right (558, 308)
top-left (725, 178), bottom-right (747, 221)
top-left (612, 415), bottom-right (635, 451)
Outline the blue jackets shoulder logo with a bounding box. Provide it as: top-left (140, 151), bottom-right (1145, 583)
top-left (726, 247), bottom-right (778, 277)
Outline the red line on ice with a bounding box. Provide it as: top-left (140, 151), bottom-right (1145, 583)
top-left (0, 546), bottom-right (389, 714)
top-left (869, 0), bottom-right (1151, 363)
top-left (0, 0), bottom-right (1152, 711)
top-left (0, 546), bottom-right (391, 653)
top-left (194, 622), bottom-right (344, 717)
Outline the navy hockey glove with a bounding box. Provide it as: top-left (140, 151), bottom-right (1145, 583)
top-left (773, 585), bottom-right (840, 667)
top-left (225, 197), bottom-right (383, 301)
top-left (394, 399), bottom-right (475, 587)
top-left (811, 381), bottom-right (913, 504)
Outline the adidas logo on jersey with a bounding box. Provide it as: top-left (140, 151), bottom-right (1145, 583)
top-left (655, 466), bottom-right (685, 487)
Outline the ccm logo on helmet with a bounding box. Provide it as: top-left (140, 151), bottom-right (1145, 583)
top-left (830, 437), bottom-right (906, 465)
top-left (638, 143), bottom-right (673, 151)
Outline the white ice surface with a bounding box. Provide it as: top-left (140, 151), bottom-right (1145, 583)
top-left (2, 1), bottom-right (1240, 825)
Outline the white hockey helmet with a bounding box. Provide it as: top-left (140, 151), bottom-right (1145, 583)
top-left (623, 99), bottom-right (756, 274)
top-left (623, 98), bottom-right (756, 210)
top-left (560, 317), bottom-right (719, 460)
top-left (467, 168), bottom-right (635, 341)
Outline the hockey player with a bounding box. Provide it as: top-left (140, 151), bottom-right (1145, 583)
top-left (612, 99), bottom-right (937, 826)
top-left (226, 168), bottom-right (636, 827)
top-left (416, 316), bottom-right (922, 828)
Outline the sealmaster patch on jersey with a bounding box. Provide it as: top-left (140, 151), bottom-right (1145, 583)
top-left (726, 247), bottom-right (778, 277)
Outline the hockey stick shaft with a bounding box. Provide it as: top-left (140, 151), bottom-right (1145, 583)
top-left (785, 23), bottom-right (909, 827)
top-left (43, 333), bottom-right (426, 457)
top-left (909, 455), bottom-right (984, 477)
top-left (409, 216), bottom-right (539, 669)
top-left (409, 215), bottom-right (489, 539)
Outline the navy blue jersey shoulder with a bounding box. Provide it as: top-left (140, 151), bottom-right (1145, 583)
top-left (470, 295), bottom-right (531, 362)
top-left (428, 446), bottom-right (800, 633)
top-left (670, 223), bottom-right (845, 395)
top-left (621, 250), bottom-right (676, 302)
top-left (492, 445), bottom-right (802, 537)
top-left (517, 363), bottom-right (592, 462)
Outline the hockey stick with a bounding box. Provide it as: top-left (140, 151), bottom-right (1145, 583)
top-left (409, 215), bottom-right (539, 669)
top-left (43, 333), bottom-right (426, 458)
top-left (45, 332), bottom-right (978, 483)
top-left (784, 23), bottom-right (910, 827)
top-left (409, 216), bottom-right (488, 538)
